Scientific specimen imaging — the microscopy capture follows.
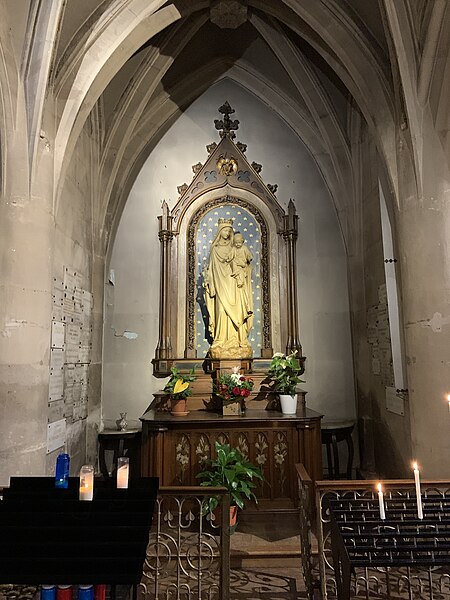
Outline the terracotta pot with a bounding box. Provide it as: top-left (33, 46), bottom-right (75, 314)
top-left (213, 505), bottom-right (238, 527)
top-left (170, 397), bottom-right (188, 416)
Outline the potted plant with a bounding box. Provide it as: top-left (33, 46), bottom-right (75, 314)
top-left (197, 441), bottom-right (264, 529)
top-left (214, 366), bottom-right (254, 415)
top-left (267, 351), bottom-right (304, 415)
top-left (163, 367), bottom-right (196, 416)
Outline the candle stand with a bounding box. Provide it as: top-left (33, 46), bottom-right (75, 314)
top-left (0, 476), bottom-right (158, 589)
top-left (295, 466), bottom-right (450, 600)
top-left (328, 495), bottom-right (450, 600)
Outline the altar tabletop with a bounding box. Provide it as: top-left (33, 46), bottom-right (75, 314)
top-left (140, 407), bottom-right (322, 426)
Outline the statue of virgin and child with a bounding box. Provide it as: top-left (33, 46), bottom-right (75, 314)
top-left (203, 218), bottom-right (254, 358)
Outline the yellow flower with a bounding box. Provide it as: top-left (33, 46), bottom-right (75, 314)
top-left (173, 379), bottom-right (189, 395)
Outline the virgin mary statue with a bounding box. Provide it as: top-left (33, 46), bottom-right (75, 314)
top-left (203, 218), bottom-right (253, 359)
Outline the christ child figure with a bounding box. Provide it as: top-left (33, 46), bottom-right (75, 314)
top-left (231, 232), bottom-right (253, 288)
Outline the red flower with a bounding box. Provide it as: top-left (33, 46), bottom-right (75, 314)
top-left (244, 389), bottom-right (250, 397)
top-left (232, 387), bottom-right (240, 396)
top-left (240, 389), bottom-right (246, 396)
top-left (240, 376), bottom-right (245, 381)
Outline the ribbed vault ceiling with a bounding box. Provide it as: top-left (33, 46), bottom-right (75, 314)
top-left (45, 0), bottom-right (441, 252)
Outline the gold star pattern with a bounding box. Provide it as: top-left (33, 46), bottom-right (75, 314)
top-left (194, 206), bottom-right (263, 356)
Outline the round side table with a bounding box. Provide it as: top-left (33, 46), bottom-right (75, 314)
top-left (98, 429), bottom-right (141, 479)
top-left (321, 421), bottom-right (355, 479)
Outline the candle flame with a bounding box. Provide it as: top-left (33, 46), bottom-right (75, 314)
top-left (447, 393), bottom-right (450, 403)
top-left (413, 462), bottom-right (418, 470)
top-left (377, 482), bottom-right (382, 492)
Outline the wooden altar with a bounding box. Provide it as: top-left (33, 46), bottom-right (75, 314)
top-left (140, 407), bottom-right (322, 512)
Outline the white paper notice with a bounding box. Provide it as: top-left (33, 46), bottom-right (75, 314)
top-left (48, 399), bottom-right (65, 423)
top-left (386, 386), bottom-right (405, 416)
top-left (49, 367), bottom-right (64, 401)
top-left (47, 418), bottom-right (66, 453)
top-left (52, 287), bottom-right (64, 322)
top-left (82, 290), bottom-right (93, 315)
top-left (64, 267), bottom-right (76, 293)
top-left (51, 321), bottom-right (65, 349)
top-left (50, 348), bottom-right (65, 371)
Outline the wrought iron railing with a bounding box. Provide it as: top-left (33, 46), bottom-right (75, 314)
top-left (296, 465), bottom-right (450, 600)
top-left (139, 486), bottom-right (230, 600)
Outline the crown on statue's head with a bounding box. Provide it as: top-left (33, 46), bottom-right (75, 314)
top-left (218, 218), bottom-right (234, 226)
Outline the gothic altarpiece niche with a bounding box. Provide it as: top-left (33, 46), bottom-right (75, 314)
top-left (152, 102), bottom-right (304, 407)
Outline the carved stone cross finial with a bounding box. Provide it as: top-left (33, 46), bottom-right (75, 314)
top-left (214, 101), bottom-right (239, 139)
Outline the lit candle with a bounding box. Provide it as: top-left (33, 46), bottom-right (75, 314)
top-left (377, 483), bottom-right (386, 520)
top-left (79, 465), bottom-right (94, 501)
top-left (116, 457), bottom-right (129, 489)
top-left (447, 394), bottom-right (450, 412)
top-left (413, 462), bottom-right (423, 519)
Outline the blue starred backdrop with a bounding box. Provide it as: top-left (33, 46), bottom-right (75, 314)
top-left (195, 204), bottom-right (262, 357)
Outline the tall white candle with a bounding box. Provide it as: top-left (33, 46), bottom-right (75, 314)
top-left (79, 465), bottom-right (94, 501)
top-left (377, 483), bottom-right (386, 520)
top-left (117, 457), bottom-right (129, 489)
top-left (413, 462), bottom-right (423, 519)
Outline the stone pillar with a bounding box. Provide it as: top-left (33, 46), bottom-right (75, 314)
top-left (155, 201), bottom-right (173, 360)
top-left (0, 103), bottom-right (54, 486)
top-left (283, 200), bottom-right (302, 356)
top-left (393, 113), bottom-right (450, 478)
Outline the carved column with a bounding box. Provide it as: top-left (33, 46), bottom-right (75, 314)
top-left (282, 200), bottom-right (302, 356)
top-left (155, 201), bottom-right (173, 360)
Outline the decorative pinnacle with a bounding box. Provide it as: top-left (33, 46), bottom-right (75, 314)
top-left (214, 101), bottom-right (239, 139)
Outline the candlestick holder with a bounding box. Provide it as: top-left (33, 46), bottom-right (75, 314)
top-left (117, 457), bottom-right (129, 489)
top-left (79, 465), bottom-right (94, 501)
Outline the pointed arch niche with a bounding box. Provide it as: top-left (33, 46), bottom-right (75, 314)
top-left (153, 104), bottom-right (303, 373)
top-left (103, 84), bottom-right (355, 427)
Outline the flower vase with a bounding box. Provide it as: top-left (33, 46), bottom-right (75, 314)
top-left (117, 412), bottom-right (128, 431)
top-left (279, 394), bottom-right (297, 415)
top-left (222, 401), bottom-right (242, 416)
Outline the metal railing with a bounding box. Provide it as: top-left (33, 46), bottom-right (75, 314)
top-left (296, 465), bottom-right (450, 600)
top-left (139, 486), bottom-right (230, 600)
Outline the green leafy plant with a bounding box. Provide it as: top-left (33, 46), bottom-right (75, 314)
top-left (267, 351), bottom-right (304, 395)
top-left (163, 367), bottom-right (196, 399)
top-left (197, 442), bottom-right (264, 513)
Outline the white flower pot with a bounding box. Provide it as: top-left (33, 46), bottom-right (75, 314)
top-left (279, 394), bottom-right (297, 415)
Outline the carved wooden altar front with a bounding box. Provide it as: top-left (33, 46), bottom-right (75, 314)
top-left (140, 407), bottom-right (322, 512)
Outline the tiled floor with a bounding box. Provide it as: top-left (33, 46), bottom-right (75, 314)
top-left (230, 567), bottom-right (307, 599)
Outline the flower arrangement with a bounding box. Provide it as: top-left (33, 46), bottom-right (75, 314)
top-left (163, 367), bottom-right (196, 399)
top-left (267, 351), bottom-right (304, 396)
top-left (215, 366), bottom-right (254, 404)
